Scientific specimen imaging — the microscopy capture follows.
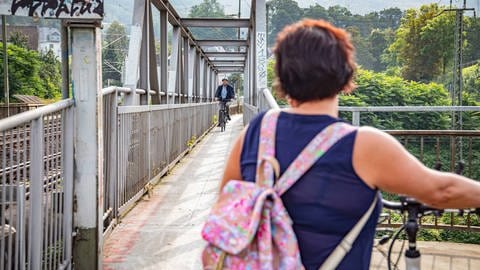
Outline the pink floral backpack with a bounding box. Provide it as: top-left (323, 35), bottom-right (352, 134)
top-left (201, 110), bottom-right (378, 270)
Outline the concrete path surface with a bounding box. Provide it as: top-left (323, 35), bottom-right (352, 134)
top-left (103, 115), bottom-right (243, 270)
top-left (371, 240), bottom-right (480, 270)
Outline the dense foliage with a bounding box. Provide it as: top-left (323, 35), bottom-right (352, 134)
top-left (188, 0), bottom-right (236, 40)
top-left (0, 43), bottom-right (61, 101)
top-left (267, 1), bottom-right (480, 82)
top-left (103, 21), bottom-right (129, 87)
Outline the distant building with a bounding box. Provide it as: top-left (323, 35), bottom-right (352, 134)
top-left (0, 25), bottom-right (62, 58)
top-left (0, 25), bottom-right (39, 50)
top-left (38, 27), bottom-right (61, 58)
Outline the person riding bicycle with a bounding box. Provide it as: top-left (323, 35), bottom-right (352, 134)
top-left (219, 19), bottom-right (480, 269)
top-left (214, 78), bottom-right (235, 121)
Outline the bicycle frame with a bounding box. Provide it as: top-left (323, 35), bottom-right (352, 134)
top-left (381, 196), bottom-right (479, 270)
top-left (218, 100), bottom-right (229, 132)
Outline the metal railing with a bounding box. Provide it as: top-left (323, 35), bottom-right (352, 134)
top-left (379, 130), bottom-right (480, 232)
top-left (245, 91), bottom-right (480, 234)
top-left (101, 87), bottom-right (217, 235)
top-left (339, 106), bottom-right (480, 127)
top-left (243, 88), bottom-right (279, 125)
top-left (0, 99), bottom-right (74, 270)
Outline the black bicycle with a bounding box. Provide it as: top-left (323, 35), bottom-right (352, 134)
top-left (377, 163), bottom-right (480, 270)
top-left (218, 100), bottom-right (229, 132)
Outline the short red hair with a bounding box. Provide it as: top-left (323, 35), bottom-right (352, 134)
top-left (273, 19), bottom-right (356, 101)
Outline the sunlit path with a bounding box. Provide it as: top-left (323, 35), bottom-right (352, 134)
top-left (102, 115), bottom-right (243, 270)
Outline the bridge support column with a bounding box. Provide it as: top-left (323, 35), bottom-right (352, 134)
top-left (187, 45), bottom-right (195, 103)
top-left (168, 26), bottom-right (181, 104)
top-left (159, 9), bottom-right (168, 104)
top-left (255, 0), bottom-right (267, 106)
top-left (244, 50), bottom-right (250, 104)
top-left (70, 24), bottom-right (103, 270)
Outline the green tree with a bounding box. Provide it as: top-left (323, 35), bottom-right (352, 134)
top-left (188, 0), bottom-right (236, 40)
top-left (303, 4), bottom-right (330, 21)
top-left (38, 50), bottom-right (62, 100)
top-left (378, 8), bottom-right (403, 29)
top-left (464, 17), bottom-right (480, 64)
top-left (8, 31), bottom-right (28, 49)
top-left (0, 43), bottom-right (47, 100)
top-left (340, 69), bottom-right (451, 129)
top-left (346, 26), bottom-right (375, 70)
top-left (267, 0), bottom-right (303, 45)
top-left (368, 28), bottom-right (395, 72)
top-left (463, 64), bottom-right (480, 96)
top-left (190, 0), bottom-right (225, 18)
top-left (326, 5), bottom-right (352, 28)
top-left (228, 73), bottom-right (243, 97)
top-left (386, 4), bottom-right (455, 82)
top-left (103, 21), bottom-right (128, 86)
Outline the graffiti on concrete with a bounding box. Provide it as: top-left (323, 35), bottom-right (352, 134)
top-left (256, 31), bottom-right (267, 89)
top-left (9, 0), bottom-right (103, 19)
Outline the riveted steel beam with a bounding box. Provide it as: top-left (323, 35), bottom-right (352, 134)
top-left (197, 40), bottom-right (248, 47)
top-left (181, 18), bottom-right (250, 28)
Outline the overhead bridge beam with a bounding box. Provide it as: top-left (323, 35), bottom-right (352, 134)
top-left (198, 40), bottom-right (248, 47)
top-left (181, 18), bottom-right (250, 28)
top-left (214, 64), bottom-right (245, 68)
top-left (217, 68), bottom-right (245, 72)
top-left (212, 61), bottom-right (245, 65)
top-left (205, 52), bottom-right (246, 58)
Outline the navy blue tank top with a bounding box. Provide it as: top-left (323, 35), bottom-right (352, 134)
top-left (240, 111), bottom-right (382, 270)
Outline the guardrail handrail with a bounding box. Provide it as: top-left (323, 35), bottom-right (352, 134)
top-left (261, 88), bottom-right (280, 109)
top-left (339, 106), bottom-right (480, 112)
top-left (102, 86), bottom-right (166, 98)
top-left (0, 98), bottom-right (74, 131)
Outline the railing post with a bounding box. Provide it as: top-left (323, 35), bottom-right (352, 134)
top-left (352, 111), bottom-right (360, 126)
top-left (29, 117), bottom-right (44, 270)
top-left (62, 106), bottom-right (74, 270)
top-left (108, 91), bottom-right (118, 220)
top-left (71, 24), bottom-right (103, 270)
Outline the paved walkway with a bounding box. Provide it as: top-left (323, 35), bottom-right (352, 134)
top-left (103, 115), bottom-right (243, 270)
top-left (371, 241), bottom-right (480, 270)
top-left (103, 113), bottom-right (480, 270)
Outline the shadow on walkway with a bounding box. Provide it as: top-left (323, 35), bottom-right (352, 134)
top-left (103, 115), bottom-right (244, 270)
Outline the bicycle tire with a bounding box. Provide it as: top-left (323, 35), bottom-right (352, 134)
top-left (219, 109), bottom-right (226, 132)
top-left (387, 225), bottom-right (405, 270)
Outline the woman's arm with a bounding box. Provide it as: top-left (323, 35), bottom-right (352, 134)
top-left (219, 128), bottom-right (247, 191)
top-left (353, 127), bottom-right (480, 209)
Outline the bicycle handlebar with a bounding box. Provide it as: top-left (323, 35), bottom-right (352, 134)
top-left (382, 196), bottom-right (478, 216)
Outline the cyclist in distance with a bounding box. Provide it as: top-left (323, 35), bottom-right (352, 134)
top-left (215, 78), bottom-right (235, 121)
top-left (219, 19), bottom-right (480, 269)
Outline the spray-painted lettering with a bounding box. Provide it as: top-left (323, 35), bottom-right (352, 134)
top-left (10, 0), bottom-right (103, 18)
top-left (256, 32), bottom-right (267, 88)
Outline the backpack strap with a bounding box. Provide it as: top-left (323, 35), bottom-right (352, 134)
top-left (318, 194), bottom-right (378, 270)
top-left (274, 122), bottom-right (357, 196)
top-left (256, 109), bottom-right (282, 188)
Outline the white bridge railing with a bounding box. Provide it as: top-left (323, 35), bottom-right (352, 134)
top-left (0, 99), bottom-right (74, 270)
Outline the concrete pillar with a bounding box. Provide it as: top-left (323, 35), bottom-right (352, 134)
top-left (255, 0), bottom-right (268, 106)
top-left (71, 25), bottom-right (103, 270)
